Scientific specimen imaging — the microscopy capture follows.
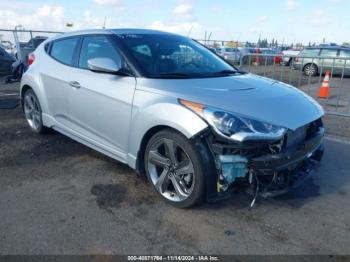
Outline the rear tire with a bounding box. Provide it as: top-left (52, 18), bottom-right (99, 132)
top-left (144, 129), bottom-right (206, 208)
top-left (23, 89), bottom-right (50, 134)
top-left (303, 63), bottom-right (318, 77)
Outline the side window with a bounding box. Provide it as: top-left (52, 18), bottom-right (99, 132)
top-left (301, 49), bottom-right (320, 56)
top-left (339, 50), bottom-right (350, 57)
top-left (320, 49), bottom-right (338, 57)
top-left (79, 36), bottom-right (121, 69)
top-left (50, 37), bottom-right (79, 65)
top-left (132, 45), bottom-right (152, 57)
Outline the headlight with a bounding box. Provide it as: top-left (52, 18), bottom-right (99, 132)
top-left (179, 99), bottom-right (287, 142)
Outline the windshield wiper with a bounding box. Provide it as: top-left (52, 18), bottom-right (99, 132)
top-left (151, 73), bottom-right (192, 78)
top-left (217, 70), bottom-right (239, 75)
top-left (216, 69), bottom-right (247, 76)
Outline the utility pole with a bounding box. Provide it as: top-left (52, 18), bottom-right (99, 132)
top-left (103, 16), bottom-right (107, 29)
top-left (236, 32), bottom-right (242, 47)
top-left (187, 25), bottom-right (194, 37)
top-left (207, 32), bottom-right (212, 46)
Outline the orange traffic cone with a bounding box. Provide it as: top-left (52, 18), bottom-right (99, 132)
top-left (319, 70), bottom-right (330, 98)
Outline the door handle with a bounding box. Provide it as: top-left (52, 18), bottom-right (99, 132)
top-left (69, 81), bottom-right (81, 89)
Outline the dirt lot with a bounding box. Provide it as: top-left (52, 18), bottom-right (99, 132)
top-left (0, 80), bottom-right (350, 255)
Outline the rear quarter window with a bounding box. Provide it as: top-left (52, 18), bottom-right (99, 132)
top-left (320, 49), bottom-right (338, 57)
top-left (50, 37), bottom-right (79, 66)
top-left (339, 49), bottom-right (350, 57)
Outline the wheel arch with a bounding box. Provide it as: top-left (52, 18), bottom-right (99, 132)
top-left (20, 84), bottom-right (33, 109)
top-left (135, 125), bottom-right (189, 175)
top-left (135, 124), bottom-right (219, 204)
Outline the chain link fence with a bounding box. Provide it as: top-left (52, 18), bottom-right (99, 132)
top-left (234, 54), bottom-right (350, 117)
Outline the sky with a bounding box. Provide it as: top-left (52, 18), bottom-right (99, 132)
top-left (0, 0), bottom-right (349, 45)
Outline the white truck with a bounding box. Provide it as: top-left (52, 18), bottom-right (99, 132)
top-left (281, 49), bottom-right (302, 66)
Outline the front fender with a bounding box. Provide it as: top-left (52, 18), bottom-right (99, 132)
top-left (127, 90), bottom-right (208, 168)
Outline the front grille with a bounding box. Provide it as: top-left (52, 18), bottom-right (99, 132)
top-left (306, 118), bottom-right (323, 139)
top-left (284, 118), bottom-right (323, 150)
top-left (285, 125), bottom-right (307, 149)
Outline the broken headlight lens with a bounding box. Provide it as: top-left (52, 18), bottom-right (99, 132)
top-left (179, 99), bottom-right (287, 142)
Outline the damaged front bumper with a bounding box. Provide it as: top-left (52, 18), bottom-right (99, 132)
top-left (249, 128), bottom-right (324, 198)
top-left (203, 121), bottom-right (325, 203)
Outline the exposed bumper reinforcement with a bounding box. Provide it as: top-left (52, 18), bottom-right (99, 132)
top-left (207, 129), bottom-right (325, 203)
top-left (250, 129), bottom-right (324, 173)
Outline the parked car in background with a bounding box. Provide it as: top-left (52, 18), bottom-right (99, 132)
top-left (275, 53), bottom-right (282, 64)
top-left (27, 36), bottom-right (47, 49)
top-left (13, 36), bottom-right (48, 63)
top-left (12, 42), bottom-right (28, 59)
top-left (0, 46), bottom-right (16, 76)
top-left (216, 47), bottom-right (241, 63)
top-left (0, 41), bottom-right (14, 54)
top-left (281, 49), bottom-right (302, 66)
top-left (21, 29), bottom-right (325, 208)
top-left (8, 36), bottom-right (48, 81)
top-left (293, 46), bottom-right (350, 76)
top-left (260, 48), bottom-right (282, 65)
top-left (238, 47), bottom-right (258, 64)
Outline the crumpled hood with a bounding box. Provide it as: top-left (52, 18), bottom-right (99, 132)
top-left (137, 73), bottom-right (324, 130)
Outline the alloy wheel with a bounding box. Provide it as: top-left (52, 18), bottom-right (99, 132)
top-left (147, 138), bottom-right (195, 202)
top-left (24, 91), bottom-right (42, 131)
top-left (304, 64), bottom-right (317, 76)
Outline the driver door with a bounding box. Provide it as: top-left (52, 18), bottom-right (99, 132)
top-left (67, 35), bottom-right (136, 159)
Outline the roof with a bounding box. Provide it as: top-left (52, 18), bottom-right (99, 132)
top-left (109, 28), bottom-right (176, 36)
top-left (305, 45), bottom-right (350, 50)
top-left (47, 28), bottom-right (178, 42)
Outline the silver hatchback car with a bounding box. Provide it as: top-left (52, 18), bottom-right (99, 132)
top-left (21, 29), bottom-right (325, 208)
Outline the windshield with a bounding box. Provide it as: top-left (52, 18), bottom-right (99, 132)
top-left (117, 34), bottom-right (237, 78)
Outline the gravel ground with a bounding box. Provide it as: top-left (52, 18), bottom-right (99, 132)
top-left (0, 106), bottom-right (350, 255)
top-left (324, 115), bottom-right (350, 141)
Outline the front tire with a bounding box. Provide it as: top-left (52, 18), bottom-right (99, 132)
top-left (144, 129), bottom-right (206, 208)
top-left (23, 89), bottom-right (49, 134)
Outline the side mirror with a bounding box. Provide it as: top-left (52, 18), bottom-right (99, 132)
top-left (88, 57), bottom-right (121, 74)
